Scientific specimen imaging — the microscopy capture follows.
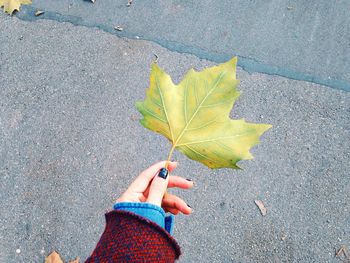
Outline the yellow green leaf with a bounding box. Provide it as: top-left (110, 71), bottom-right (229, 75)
top-left (0, 0), bottom-right (31, 15)
top-left (136, 57), bottom-right (271, 169)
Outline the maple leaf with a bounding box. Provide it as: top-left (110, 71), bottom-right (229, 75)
top-left (0, 0), bottom-right (31, 15)
top-left (136, 57), bottom-right (271, 169)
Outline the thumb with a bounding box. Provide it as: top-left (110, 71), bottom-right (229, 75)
top-left (146, 168), bottom-right (169, 207)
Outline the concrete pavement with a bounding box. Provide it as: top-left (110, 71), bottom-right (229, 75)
top-left (16, 0), bottom-right (350, 91)
top-left (1, 4), bottom-right (350, 263)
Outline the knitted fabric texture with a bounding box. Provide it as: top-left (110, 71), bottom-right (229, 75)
top-left (85, 210), bottom-right (181, 263)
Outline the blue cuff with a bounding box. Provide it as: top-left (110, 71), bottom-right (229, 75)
top-left (113, 202), bottom-right (174, 235)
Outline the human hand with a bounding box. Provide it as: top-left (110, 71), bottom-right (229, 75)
top-left (116, 161), bottom-right (193, 215)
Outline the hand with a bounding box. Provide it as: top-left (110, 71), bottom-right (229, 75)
top-left (116, 161), bottom-right (193, 215)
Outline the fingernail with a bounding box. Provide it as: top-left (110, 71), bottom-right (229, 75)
top-left (186, 178), bottom-right (192, 182)
top-left (158, 168), bottom-right (168, 179)
top-left (187, 203), bottom-right (192, 208)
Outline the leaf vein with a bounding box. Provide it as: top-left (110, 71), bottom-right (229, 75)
top-left (186, 118), bottom-right (220, 131)
top-left (202, 98), bottom-right (233, 108)
top-left (184, 80), bottom-right (188, 124)
top-left (142, 106), bottom-right (167, 123)
top-left (194, 80), bottom-right (199, 107)
top-left (151, 98), bottom-right (162, 108)
top-left (156, 76), bottom-right (174, 142)
top-left (184, 145), bottom-right (216, 163)
top-left (177, 134), bottom-right (246, 146)
top-left (173, 72), bottom-right (227, 145)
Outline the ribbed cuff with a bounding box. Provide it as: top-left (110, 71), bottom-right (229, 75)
top-left (114, 202), bottom-right (165, 227)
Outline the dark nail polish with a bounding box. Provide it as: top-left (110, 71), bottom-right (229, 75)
top-left (186, 178), bottom-right (192, 182)
top-left (158, 168), bottom-right (168, 179)
top-left (187, 203), bottom-right (192, 208)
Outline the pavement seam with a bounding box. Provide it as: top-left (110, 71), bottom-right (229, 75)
top-left (11, 7), bottom-right (350, 92)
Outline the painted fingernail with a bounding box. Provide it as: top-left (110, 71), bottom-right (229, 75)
top-left (186, 178), bottom-right (192, 181)
top-left (158, 168), bottom-right (168, 179)
top-left (187, 203), bottom-right (192, 208)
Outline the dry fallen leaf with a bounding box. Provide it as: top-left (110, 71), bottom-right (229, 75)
top-left (0, 0), bottom-right (31, 15)
top-left (281, 233), bottom-right (287, 241)
top-left (336, 245), bottom-right (350, 262)
top-left (254, 200), bottom-right (267, 216)
top-left (35, 10), bottom-right (44, 16)
top-left (130, 114), bottom-right (138, 121)
top-left (114, 25), bottom-right (123, 31)
top-left (45, 251), bottom-right (63, 263)
top-left (45, 251), bottom-right (80, 263)
top-left (153, 53), bottom-right (159, 63)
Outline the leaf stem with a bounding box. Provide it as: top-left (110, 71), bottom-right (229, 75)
top-left (165, 145), bottom-right (176, 169)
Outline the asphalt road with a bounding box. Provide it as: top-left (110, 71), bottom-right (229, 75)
top-left (1, 3), bottom-right (350, 263)
top-left (16, 0), bottom-right (350, 91)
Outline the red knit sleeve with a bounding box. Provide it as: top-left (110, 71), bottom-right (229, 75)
top-left (85, 210), bottom-right (181, 263)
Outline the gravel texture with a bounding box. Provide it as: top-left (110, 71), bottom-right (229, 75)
top-left (0, 13), bottom-right (349, 263)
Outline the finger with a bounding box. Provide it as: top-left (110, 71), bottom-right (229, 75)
top-left (162, 193), bottom-right (192, 215)
top-left (168, 176), bottom-right (194, 189)
top-left (142, 175), bottom-right (192, 199)
top-left (163, 207), bottom-right (180, 215)
top-left (127, 161), bottom-right (177, 193)
top-left (146, 168), bottom-right (170, 206)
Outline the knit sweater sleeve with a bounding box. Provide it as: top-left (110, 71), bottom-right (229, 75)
top-left (85, 210), bottom-right (181, 263)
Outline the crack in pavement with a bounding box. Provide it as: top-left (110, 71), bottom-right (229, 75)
top-left (14, 6), bottom-right (350, 92)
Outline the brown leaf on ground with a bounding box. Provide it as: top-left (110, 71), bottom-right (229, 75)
top-left (254, 200), bottom-right (267, 216)
top-left (45, 251), bottom-right (63, 263)
top-left (280, 232), bottom-right (287, 241)
top-left (336, 245), bottom-right (350, 262)
top-left (130, 114), bottom-right (138, 121)
top-left (45, 251), bottom-right (80, 263)
top-left (35, 10), bottom-right (44, 16)
top-left (114, 25), bottom-right (123, 31)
